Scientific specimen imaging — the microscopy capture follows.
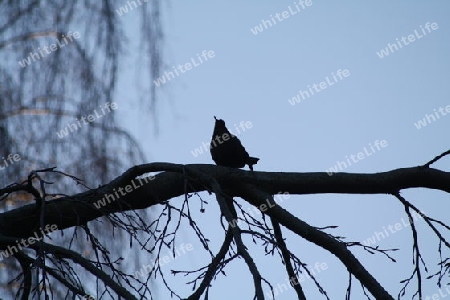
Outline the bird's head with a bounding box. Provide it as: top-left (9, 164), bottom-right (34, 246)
top-left (214, 116), bottom-right (226, 127)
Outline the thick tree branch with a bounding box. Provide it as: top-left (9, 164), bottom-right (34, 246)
top-left (1, 164), bottom-right (449, 240)
top-left (14, 252), bottom-right (32, 300)
top-left (1, 162), bottom-right (449, 299)
top-left (236, 185), bottom-right (395, 300)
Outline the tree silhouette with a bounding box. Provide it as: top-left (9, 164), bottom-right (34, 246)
top-left (0, 1), bottom-right (164, 298)
top-left (1, 150), bottom-right (449, 299)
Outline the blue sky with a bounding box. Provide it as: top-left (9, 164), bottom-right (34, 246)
top-left (115, 1), bottom-right (450, 299)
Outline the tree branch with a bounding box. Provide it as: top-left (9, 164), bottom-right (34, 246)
top-left (1, 164), bottom-right (449, 240)
top-left (1, 163), bottom-right (450, 299)
top-left (186, 228), bottom-right (233, 300)
top-left (0, 235), bottom-right (137, 300)
top-left (271, 218), bottom-right (307, 300)
top-left (236, 184), bottom-right (395, 300)
top-left (187, 168), bottom-right (264, 300)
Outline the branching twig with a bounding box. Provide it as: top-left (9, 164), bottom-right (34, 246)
top-left (185, 228), bottom-right (233, 300)
top-left (237, 184), bottom-right (394, 300)
top-left (271, 217), bottom-right (306, 300)
top-left (0, 235), bottom-right (138, 300)
top-left (423, 150), bottom-right (450, 168)
top-left (182, 166), bottom-right (265, 299)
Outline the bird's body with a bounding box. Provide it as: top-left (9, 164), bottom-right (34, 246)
top-left (210, 117), bottom-right (259, 171)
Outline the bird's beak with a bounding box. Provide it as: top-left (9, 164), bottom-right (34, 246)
top-left (214, 116), bottom-right (217, 120)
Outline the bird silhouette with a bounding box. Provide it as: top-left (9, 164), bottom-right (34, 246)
top-left (210, 116), bottom-right (259, 171)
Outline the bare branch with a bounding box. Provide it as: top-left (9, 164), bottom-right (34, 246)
top-left (236, 184), bottom-right (395, 300)
top-left (0, 235), bottom-right (138, 300)
top-left (423, 150), bottom-right (450, 168)
top-left (2, 163), bottom-right (450, 239)
top-left (271, 217), bottom-right (307, 300)
top-left (186, 228), bottom-right (233, 300)
top-left (188, 167), bottom-right (264, 300)
top-left (1, 162), bottom-right (450, 299)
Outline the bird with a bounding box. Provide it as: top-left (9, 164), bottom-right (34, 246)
top-left (210, 116), bottom-right (259, 171)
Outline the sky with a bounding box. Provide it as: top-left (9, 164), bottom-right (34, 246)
top-left (114, 1), bottom-right (450, 299)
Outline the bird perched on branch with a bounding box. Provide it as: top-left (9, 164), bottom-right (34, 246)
top-left (210, 116), bottom-right (259, 171)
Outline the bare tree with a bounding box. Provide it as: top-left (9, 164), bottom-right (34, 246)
top-left (0, 0), bottom-right (163, 188)
top-left (0, 150), bottom-right (449, 299)
top-left (0, 1), bottom-right (164, 298)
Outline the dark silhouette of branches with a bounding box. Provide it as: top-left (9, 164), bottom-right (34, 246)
top-left (0, 0), bottom-right (163, 189)
top-left (0, 1), bottom-right (165, 298)
top-left (0, 150), bottom-right (449, 299)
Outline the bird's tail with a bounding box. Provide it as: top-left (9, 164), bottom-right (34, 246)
top-left (246, 157), bottom-right (260, 171)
